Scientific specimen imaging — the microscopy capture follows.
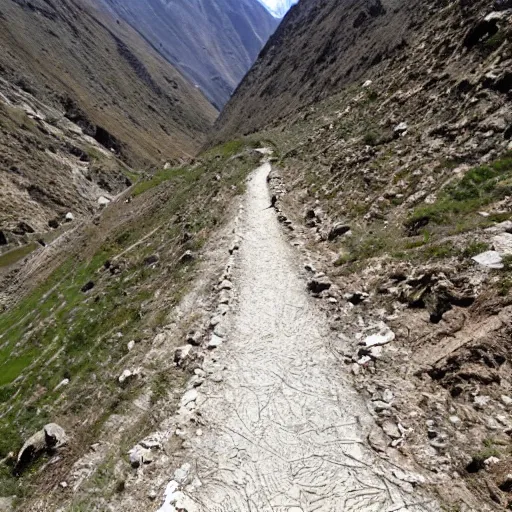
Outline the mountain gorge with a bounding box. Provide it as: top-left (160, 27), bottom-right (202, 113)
top-left (97, 0), bottom-right (279, 108)
top-left (1, 0), bottom-right (512, 510)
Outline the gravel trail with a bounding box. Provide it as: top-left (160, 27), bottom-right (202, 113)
top-left (172, 163), bottom-right (440, 512)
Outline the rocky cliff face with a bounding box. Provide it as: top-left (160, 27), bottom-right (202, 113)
top-left (97, 0), bottom-right (279, 109)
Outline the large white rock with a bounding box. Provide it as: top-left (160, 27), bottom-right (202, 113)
top-left (493, 233), bottom-right (512, 255)
top-left (472, 250), bottom-right (503, 269)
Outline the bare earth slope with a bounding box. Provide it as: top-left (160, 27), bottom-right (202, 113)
top-left (97, 0), bottom-right (279, 109)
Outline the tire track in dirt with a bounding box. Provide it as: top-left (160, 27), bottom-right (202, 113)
top-left (160, 162), bottom-right (441, 512)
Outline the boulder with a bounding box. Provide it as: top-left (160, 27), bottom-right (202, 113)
top-left (328, 223), bottom-right (351, 241)
top-left (17, 423), bottom-right (67, 470)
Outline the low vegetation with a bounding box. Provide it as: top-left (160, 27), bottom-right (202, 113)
top-left (0, 139), bottom-right (263, 502)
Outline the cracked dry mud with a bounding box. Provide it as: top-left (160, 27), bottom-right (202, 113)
top-left (174, 163), bottom-right (441, 511)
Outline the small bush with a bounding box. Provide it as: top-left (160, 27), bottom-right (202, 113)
top-left (363, 131), bottom-right (379, 146)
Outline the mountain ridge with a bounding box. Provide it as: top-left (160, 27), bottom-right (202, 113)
top-left (97, 0), bottom-right (279, 109)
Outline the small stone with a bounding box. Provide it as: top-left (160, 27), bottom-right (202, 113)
top-left (381, 420), bottom-right (401, 439)
top-left (307, 277), bottom-right (331, 294)
top-left (144, 254), bottom-right (159, 266)
top-left (148, 490), bottom-right (157, 500)
top-left (372, 400), bottom-right (391, 413)
top-left (449, 415), bottom-right (461, 425)
top-left (127, 340), bottom-right (135, 351)
top-left (501, 395), bottom-right (512, 406)
top-left (328, 223), bottom-right (351, 241)
top-left (174, 462), bottom-right (191, 484)
top-left (65, 212), bottom-right (74, 222)
top-left (484, 456), bottom-right (500, 466)
top-left (382, 389), bottom-right (394, 403)
top-left (54, 378), bottom-right (69, 391)
top-left (208, 334), bottom-right (223, 349)
top-left (174, 344), bottom-right (193, 365)
top-left (59, 481), bottom-right (68, 489)
top-left (351, 363), bottom-right (361, 375)
top-left (181, 389), bottom-right (198, 407)
top-left (179, 250), bottom-right (195, 263)
top-left (364, 329), bottom-right (395, 347)
top-left (219, 280), bottom-right (232, 290)
top-left (474, 395), bottom-right (491, 409)
top-left (394, 122), bottom-right (408, 136)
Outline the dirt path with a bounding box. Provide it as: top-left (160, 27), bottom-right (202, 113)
top-left (162, 163), bottom-right (441, 511)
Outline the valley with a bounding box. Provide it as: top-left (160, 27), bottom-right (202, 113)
top-left (1, 0), bottom-right (512, 510)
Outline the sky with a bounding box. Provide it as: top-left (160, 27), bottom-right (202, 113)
top-left (257, 0), bottom-right (297, 18)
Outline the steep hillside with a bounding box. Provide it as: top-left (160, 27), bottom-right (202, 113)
top-left (211, 0), bottom-right (512, 508)
top-left (97, 0), bottom-right (279, 109)
top-left (0, 0), bottom-right (217, 261)
top-left (213, 0), bottom-right (428, 141)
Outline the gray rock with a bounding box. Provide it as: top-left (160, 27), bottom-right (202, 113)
top-left (181, 389), bottom-right (198, 407)
top-left (17, 423), bottom-right (67, 467)
top-left (65, 212), bottom-right (74, 222)
top-left (0, 497), bottom-right (14, 512)
top-left (368, 426), bottom-right (389, 452)
top-left (372, 400), bottom-right (391, 413)
top-left (394, 122), bottom-right (408, 136)
top-left (501, 395), bottom-right (512, 406)
top-left (472, 250), bottom-right (503, 269)
top-left (129, 444), bottom-right (153, 468)
top-left (208, 334), bottom-right (223, 349)
top-left (381, 420), bottom-right (401, 439)
top-left (493, 233), bottom-right (512, 255)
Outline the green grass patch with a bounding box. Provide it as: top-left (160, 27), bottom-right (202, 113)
top-left (407, 152), bottom-right (512, 230)
top-left (0, 243), bottom-right (37, 268)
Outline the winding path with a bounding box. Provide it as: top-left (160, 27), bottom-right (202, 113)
top-left (174, 163), bottom-right (440, 511)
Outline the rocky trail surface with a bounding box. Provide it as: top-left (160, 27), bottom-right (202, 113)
top-left (159, 163), bottom-right (441, 512)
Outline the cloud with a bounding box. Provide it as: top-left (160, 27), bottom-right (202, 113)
top-left (257, 0), bottom-right (297, 18)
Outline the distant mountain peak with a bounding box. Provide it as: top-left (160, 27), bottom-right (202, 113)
top-left (257, 0), bottom-right (297, 18)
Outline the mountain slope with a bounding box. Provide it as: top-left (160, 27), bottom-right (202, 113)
top-left (212, 0), bottom-right (427, 141)
top-left (97, 0), bottom-right (279, 109)
top-left (0, 0), bottom-right (217, 247)
top-left (209, 0), bottom-right (512, 507)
